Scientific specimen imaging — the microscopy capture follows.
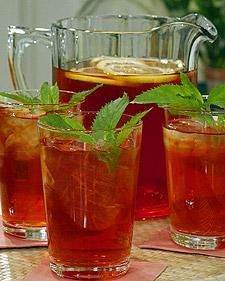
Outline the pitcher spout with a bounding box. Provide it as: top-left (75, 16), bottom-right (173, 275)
top-left (181, 13), bottom-right (217, 42)
top-left (152, 13), bottom-right (218, 71)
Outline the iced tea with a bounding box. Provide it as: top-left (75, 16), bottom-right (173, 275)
top-left (0, 90), bottom-right (76, 240)
top-left (164, 114), bottom-right (225, 249)
top-left (0, 108), bottom-right (47, 239)
top-left (39, 112), bottom-right (142, 279)
top-left (53, 57), bottom-right (197, 219)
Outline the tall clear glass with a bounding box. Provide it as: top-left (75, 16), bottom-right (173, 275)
top-left (164, 108), bottom-right (225, 250)
top-left (0, 90), bottom-right (77, 241)
top-left (8, 14), bottom-right (217, 219)
top-left (38, 112), bottom-right (142, 279)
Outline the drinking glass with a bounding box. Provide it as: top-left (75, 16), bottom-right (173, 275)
top-left (9, 14), bottom-right (217, 219)
top-left (38, 112), bottom-right (142, 279)
top-left (163, 108), bottom-right (225, 250)
top-left (0, 89), bottom-right (77, 241)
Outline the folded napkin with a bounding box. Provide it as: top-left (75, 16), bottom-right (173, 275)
top-left (140, 227), bottom-right (225, 258)
top-left (23, 257), bottom-right (167, 281)
top-left (0, 216), bottom-right (48, 248)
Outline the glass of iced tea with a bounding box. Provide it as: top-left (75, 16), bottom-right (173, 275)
top-left (0, 89), bottom-right (77, 241)
top-left (163, 107), bottom-right (225, 250)
top-left (38, 112), bottom-right (142, 279)
top-left (9, 14), bottom-right (217, 219)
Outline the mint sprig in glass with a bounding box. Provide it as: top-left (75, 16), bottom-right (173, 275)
top-left (37, 94), bottom-right (148, 279)
top-left (0, 82), bottom-right (102, 113)
top-left (134, 73), bottom-right (225, 250)
top-left (39, 94), bottom-right (150, 171)
top-left (133, 72), bottom-right (225, 130)
top-left (0, 82), bottom-right (100, 242)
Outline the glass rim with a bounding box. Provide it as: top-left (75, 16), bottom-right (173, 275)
top-left (163, 106), bottom-right (225, 114)
top-left (51, 14), bottom-right (201, 33)
top-left (38, 111), bottom-right (143, 133)
top-left (52, 14), bottom-right (171, 29)
top-left (0, 89), bottom-right (76, 107)
top-left (50, 14), bottom-right (217, 43)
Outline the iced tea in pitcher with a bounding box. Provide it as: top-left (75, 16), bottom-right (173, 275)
top-left (53, 57), bottom-right (197, 219)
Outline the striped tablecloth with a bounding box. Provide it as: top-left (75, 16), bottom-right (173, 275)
top-left (1, 218), bottom-right (225, 281)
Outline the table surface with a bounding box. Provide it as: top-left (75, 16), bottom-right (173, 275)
top-left (1, 218), bottom-right (225, 281)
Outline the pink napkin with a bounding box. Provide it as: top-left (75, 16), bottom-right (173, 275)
top-left (140, 227), bottom-right (225, 258)
top-left (0, 216), bottom-right (48, 248)
top-left (23, 256), bottom-right (167, 281)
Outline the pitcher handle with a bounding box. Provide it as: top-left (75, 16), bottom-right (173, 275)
top-left (8, 26), bottom-right (52, 90)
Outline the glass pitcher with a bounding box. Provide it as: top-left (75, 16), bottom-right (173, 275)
top-left (8, 14), bottom-right (217, 220)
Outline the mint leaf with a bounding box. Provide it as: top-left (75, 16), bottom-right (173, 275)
top-left (180, 72), bottom-right (203, 104)
top-left (39, 114), bottom-right (95, 145)
top-left (133, 85), bottom-right (202, 109)
top-left (92, 93), bottom-right (129, 143)
top-left (0, 92), bottom-right (37, 104)
top-left (39, 114), bottom-right (72, 129)
top-left (40, 82), bottom-right (59, 104)
top-left (63, 116), bottom-right (86, 130)
top-left (133, 73), bottom-right (204, 110)
top-left (69, 84), bottom-right (102, 103)
top-left (207, 84), bottom-right (225, 109)
top-left (116, 109), bottom-right (151, 145)
top-left (133, 84), bottom-right (183, 104)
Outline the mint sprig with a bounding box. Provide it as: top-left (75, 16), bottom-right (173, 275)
top-left (0, 82), bottom-right (102, 107)
top-left (133, 72), bottom-right (225, 112)
top-left (40, 94), bottom-right (150, 171)
top-left (133, 73), bottom-right (204, 109)
top-left (133, 72), bottom-right (225, 129)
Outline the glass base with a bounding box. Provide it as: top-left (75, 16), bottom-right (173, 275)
top-left (3, 223), bottom-right (47, 241)
top-left (49, 256), bottom-right (129, 280)
top-left (171, 228), bottom-right (225, 250)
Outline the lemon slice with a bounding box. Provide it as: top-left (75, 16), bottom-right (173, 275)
top-left (115, 73), bottom-right (180, 84)
top-left (65, 70), bottom-right (130, 86)
top-left (96, 57), bottom-right (152, 75)
top-left (65, 57), bottom-right (182, 85)
top-left (65, 69), bottom-right (179, 85)
top-left (95, 57), bottom-right (180, 83)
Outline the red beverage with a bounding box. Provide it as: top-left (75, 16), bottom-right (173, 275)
top-left (0, 90), bottom-right (77, 240)
top-left (39, 113), bottom-right (142, 279)
top-left (164, 118), bottom-right (225, 248)
top-left (53, 57), bottom-right (197, 219)
top-left (0, 111), bottom-right (46, 234)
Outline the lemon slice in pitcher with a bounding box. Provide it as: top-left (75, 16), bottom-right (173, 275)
top-left (95, 57), bottom-right (182, 83)
top-left (65, 56), bottom-right (183, 85)
top-left (96, 57), bottom-right (152, 75)
top-left (65, 69), bottom-right (130, 86)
